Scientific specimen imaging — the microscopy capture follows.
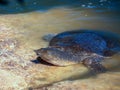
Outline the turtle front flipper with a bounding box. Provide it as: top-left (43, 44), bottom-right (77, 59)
top-left (83, 58), bottom-right (106, 73)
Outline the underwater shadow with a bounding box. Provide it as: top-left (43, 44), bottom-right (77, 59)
top-left (0, 0), bottom-right (24, 5)
top-left (31, 57), bottom-right (55, 66)
top-left (31, 57), bottom-right (102, 79)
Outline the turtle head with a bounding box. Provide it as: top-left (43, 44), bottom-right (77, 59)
top-left (34, 47), bottom-right (77, 66)
top-left (34, 48), bottom-right (64, 66)
top-left (35, 48), bottom-right (59, 58)
top-left (34, 48), bottom-right (48, 57)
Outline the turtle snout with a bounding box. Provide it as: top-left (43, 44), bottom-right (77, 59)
top-left (34, 48), bottom-right (48, 56)
top-left (34, 49), bottom-right (40, 56)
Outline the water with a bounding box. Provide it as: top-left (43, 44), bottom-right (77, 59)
top-left (0, 0), bottom-right (120, 14)
top-left (0, 0), bottom-right (120, 89)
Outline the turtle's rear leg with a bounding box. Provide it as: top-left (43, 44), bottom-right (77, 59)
top-left (83, 58), bottom-right (106, 73)
top-left (42, 34), bottom-right (57, 42)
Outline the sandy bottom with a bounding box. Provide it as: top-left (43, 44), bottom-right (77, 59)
top-left (0, 7), bottom-right (120, 90)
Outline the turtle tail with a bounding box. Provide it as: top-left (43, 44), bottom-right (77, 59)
top-left (42, 34), bottom-right (56, 42)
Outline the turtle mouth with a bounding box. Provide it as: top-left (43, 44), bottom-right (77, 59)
top-left (40, 56), bottom-right (60, 66)
top-left (39, 54), bottom-right (66, 66)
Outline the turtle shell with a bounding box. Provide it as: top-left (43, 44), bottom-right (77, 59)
top-left (49, 30), bottom-right (120, 57)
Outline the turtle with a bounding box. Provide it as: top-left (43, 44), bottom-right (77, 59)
top-left (35, 30), bottom-right (120, 73)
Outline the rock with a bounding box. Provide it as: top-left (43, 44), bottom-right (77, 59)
top-left (0, 70), bottom-right (27, 90)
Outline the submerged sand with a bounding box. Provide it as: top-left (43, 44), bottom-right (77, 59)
top-left (0, 7), bottom-right (120, 90)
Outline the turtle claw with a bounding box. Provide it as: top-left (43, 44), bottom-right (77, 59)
top-left (90, 63), bottom-right (107, 73)
top-left (83, 59), bottom-right (107, 73)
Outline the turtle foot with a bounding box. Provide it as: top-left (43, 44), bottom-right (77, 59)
top-left (83, 59), bottom-right (107, 73)
top-left (89, 63), bottom-right (107, 73)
